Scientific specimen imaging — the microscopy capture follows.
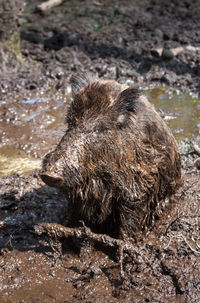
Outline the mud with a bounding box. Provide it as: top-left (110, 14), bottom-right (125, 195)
top-left (1, 0), bottom-right (200, 94)
top-left (0, 161), bottom-right (200, 303)
top-left (0, 0), bottom-right (200, 302)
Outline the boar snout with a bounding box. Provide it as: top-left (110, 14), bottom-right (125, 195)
top-left (40, 171), bottom-right (64, 188)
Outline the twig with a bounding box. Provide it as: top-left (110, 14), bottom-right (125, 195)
top-left (0, 221), bottom-right (4, 228)
top-left (164, 216), bottom-right (180, 236)
top-left (181, 235), bottom-right (200, 254)
top-left (164, 233), bottom-right (200, 254)
top-left (34, 222), bottom-right (139, 278)
top-left (151, 45), bottom-right (200, 58)
top-left (36, 0), bottom-right (64, 12)
top-left (191, 143), bottom-right (200, 156)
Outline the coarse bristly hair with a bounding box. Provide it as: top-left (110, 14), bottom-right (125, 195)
top-left (40, 73), bottom-right (181, 239)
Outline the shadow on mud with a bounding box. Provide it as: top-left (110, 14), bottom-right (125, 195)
top-left (20, 28), bottom-right (200, 96)
top-left (21, 29), bottom-right (198, 75)
top-left (0, 175), bottom-right (118, 262)
top-left (0, 173), bottom-right (67, 252)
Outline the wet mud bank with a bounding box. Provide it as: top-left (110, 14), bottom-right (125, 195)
top-left (0, 161), bottom-right (200, 302)
top-left (0, 0), bottom-right (200, 302)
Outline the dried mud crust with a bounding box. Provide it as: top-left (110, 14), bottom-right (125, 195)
top-left (0, 164), bottom-right (200, 303)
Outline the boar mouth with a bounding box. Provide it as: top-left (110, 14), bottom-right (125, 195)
top-left (40, 172), bottom-right (64, 188)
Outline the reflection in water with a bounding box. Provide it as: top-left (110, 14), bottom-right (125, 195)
top-left (145, 88), bottom-right (200, 140)
top-left (21, 97), bottom-right (40, 104)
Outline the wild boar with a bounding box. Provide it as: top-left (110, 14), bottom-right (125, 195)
top-left (40, 74), bottom-right (181, 238)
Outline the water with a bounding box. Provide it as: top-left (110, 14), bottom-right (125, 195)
top-left (145, 88), bottom-right (200, 140)
top-left (0, 87), bottom-right (199, 177)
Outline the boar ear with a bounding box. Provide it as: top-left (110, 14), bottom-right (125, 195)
top-left (70, 73), bottom-right (92, 96)
top-left (116, 87), bottom-right (141, 124)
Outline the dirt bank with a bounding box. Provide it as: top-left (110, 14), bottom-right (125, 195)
top-left (1, 0), bottom-right (200, 94)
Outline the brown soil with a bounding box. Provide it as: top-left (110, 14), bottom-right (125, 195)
top-left (0, 0), bottom-right (200, 302)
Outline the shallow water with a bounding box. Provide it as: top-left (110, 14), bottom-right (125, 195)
top-left (0, 87), bottom-right (199, 177)
top-left (145, 88), bottom-right (200, 140)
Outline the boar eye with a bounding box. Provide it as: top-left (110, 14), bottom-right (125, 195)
top-left (93, 129), bottom-right (101, 134)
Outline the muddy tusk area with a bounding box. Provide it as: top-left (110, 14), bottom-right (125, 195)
top-left (0, 0), bottom-right (200, 302)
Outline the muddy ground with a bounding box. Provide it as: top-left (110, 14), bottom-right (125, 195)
top-left (0, 0), bottom-right (200, 302)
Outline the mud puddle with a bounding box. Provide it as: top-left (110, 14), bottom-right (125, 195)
top-left (0, 86), bottom-right (71, 177)
top-left (0, 86), bottom-right (199, 177)
top-left (145, 88), bottom-right (200, 140)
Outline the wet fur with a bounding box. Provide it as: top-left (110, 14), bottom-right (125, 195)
top-left (41, 74), bottom-right (181, 238)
